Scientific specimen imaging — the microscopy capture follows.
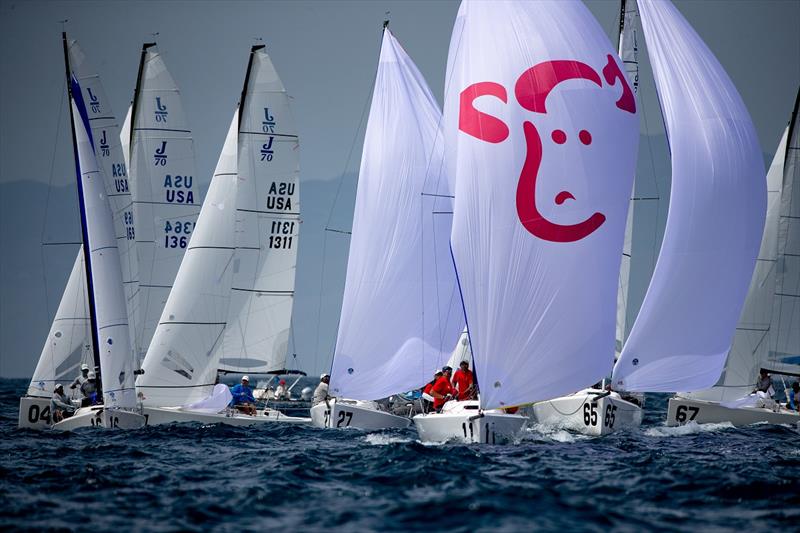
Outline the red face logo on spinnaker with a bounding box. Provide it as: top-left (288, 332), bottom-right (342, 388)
top-left (459, 56), bottom-right (636, 243)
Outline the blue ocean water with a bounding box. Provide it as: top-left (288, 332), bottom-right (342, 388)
top-left (1, 378), bottom-right (798, 531)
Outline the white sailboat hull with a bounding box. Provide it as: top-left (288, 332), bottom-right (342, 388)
top-left (51, 406), bottom-right (146, 431)
top-left (412, 401), bottom-right (527, 444)
top-left (18, 396), bottom-right (55, 429)
top-left (666, 397), bottom-right (800, 427)
top-left (309, 399), bottom-right (411, 430)
top-left (141, 406), bottom-right (310, 427)
top-left (530, 388), bottom-right (643, 436)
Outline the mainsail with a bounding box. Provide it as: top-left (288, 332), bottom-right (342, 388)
top-left (445, 0), bottom-right (638, 409)
top-left (767, 89), bottom-right (800, 377)
top-left (129, 44), bottom-right (200, 366)
top-left (612, 0), bottom-right (766, 392)
top-left (216, 46), bottom-right (300, 374)
top-left (27, 251), bottom-right (92, 397)
top-left (69, 67), bottom-right (136, 409)
top-left (68, 41), bottom-right (138, 358)
top-left (328, 29), bottom-right (464, 400)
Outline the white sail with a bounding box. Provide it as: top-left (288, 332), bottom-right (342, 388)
top-left (217, 46), bottom-right (300, 374)
top-left (120, 105), bottom-right (132, 177)
top-left (612, 0), bottom-right (766, 392)
top-left (446, 329), bottom-right (472, 371)
top-left (768, 90), bottom-right (800, 376)
top-left (445, 0), bottom-right (639, 409)
top-left (71, 76), bottom-right (136, 408)
top-left (27, 250), bottom-right (93, 397)
top-left (138, 114), bottom-right (239, 407)
top-left (130, 45), bottom-right (200, 366)
top-left (68, 41), bottom-right (138, 358)
top-left (328, 29), bottom-right (464, 400)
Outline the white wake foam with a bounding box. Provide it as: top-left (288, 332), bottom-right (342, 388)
top-left (644, 421), bottom-right (734, 437)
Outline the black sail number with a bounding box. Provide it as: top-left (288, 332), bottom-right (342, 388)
top-left (336, 410), bottom-right (354, 428)
top-left (675, 405), bottom-right (700, 424)
top-left (583, 403), bottom-right (598, 426)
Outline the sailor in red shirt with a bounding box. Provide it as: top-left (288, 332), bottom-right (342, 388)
top-left (451, 360), bottom-right (475, 401)
top-left (421, 369), bottom-right (442, 413)
top-left (430, 366), bottom-right (457, 411)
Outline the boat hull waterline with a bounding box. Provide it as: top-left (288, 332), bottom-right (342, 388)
top-left (141, 406), bottom-right (311, 427)
top-left (666, 397), bottom-right (800, 427)
top-left (530, 388), bottom-right (643, 436)
top-left (412, 401), bottom-right (527, 444)
top-left (309, 399), bottom-right (411, 430)
top-left (51, 406), bottom-right (146, 430)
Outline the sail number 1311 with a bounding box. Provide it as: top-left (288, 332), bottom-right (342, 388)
top-left (269, 221), bottom-right (295, 250)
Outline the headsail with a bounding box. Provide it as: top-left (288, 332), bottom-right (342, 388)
top-left (27, 251), bottom-right (93, 397)
top-left (216, 46), bottom-right (300, 374)
top-left (328, 29), bottom-right (464, 400)
top-left (138, 114), bottom-right (239, 407)
top-left (129, 44), bottom-right (200, 366)
top-left (612, 0), bottom-right (766, 392)
top-left (445, 0), bottom-right (638, 409)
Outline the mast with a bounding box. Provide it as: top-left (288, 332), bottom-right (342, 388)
top-left (129, 42), bottom-right (156, 148)
top-left (617, 0), bottom-right (627, 50)
top-left (238, 44), bottom-right (264, 131)
top-left (784, 87), bottom-right (800, 164)
top-left (62, 32), bottom-right (101, 373)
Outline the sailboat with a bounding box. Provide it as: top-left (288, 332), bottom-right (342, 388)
top-left (51, 33), bottom-right (144, 430)
top-left (309, 25), bottom-right (465, 430)
top-left (19, 34), bottom-right (142, 430)
top-left (413, 0), bottom-right (639, 444)
top-left (136, 44), bottom-right (309, 426)
top-left (530, 0), bottom-right (647, 436)
top-left (666, 88), bottom-right (800, 427)
top-left (609, 0), bottom-right (766, 414)
top-left (120, 43), bottom-right (201, 369)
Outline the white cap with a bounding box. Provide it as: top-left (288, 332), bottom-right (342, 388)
top-left (241, 375), bottom-right (250, 382)
top-left (320, 373), bottom-right (330, 380)
top-left (88, 371), bottom-right (96, 379)
top-left (81, 363), bottom-right (89, 371)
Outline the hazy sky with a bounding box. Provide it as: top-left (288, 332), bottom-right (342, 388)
top-left (1, 0), bottom-right (798, 377)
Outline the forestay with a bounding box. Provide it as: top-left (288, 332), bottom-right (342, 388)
top-left (445, 0), bottom-right (638, 409)
top-left (138, 115), bottom-right (239, 407)
top-left (130, 45), bottom-right (200, 366)
top-left (329, 29), bottom-right (464, 400)
top-left (768, 89), bottom-right (800, 376)
top-left (27, 251), bottom-right (93, 397)
top-left (216, 46), bottom-right (300, 374)
top-left (613, 0), bottom-right (766, 392)
top-left (68, 41), bottom-right (138, 358)
top-left (71, 77), bottom-right (136, 408)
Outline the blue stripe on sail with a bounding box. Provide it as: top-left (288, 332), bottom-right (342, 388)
top-left (70, 75), bottom-right (95, 152)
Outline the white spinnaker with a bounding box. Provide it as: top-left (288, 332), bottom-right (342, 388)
top-left (768, 90), bottom-right (800, 376)
top-left (445, 0), bottom-right (638, 409)
top-left (27, 250), bottom-right (93, 398)
top-left (612, 0), bottom-right (766, 392)
top-left (130, 45), bottom-right (200, 366)
top-left (71, 80), bottom-right (136, 409)
top-left (138, 114), bottom-right (238, 407)
top-left (446, 329), bottom-right (472, 371)
top-left (217, 47), bottom-right (300, 374)
top-left (328, 30), bottom-right (464, 400)
top-left (687, 128), bottom-right (787, 402)
top-left (68, 41), bottom-right (138, 358)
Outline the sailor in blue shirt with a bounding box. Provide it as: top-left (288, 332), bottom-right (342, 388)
top-left (787, 382), bottom-right (800, 412)
top-left (230, 376), bottom-right (257, 416)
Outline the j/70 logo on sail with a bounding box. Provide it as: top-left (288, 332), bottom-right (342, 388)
top-left (154, 141), bottom-right (168, 166)
top-left (459, 56), bottom-right (635, 243)
top-left (87, 87), bottom-right (101, 114)
top-left (155, 97), bottom-right (168, 123)
top-left (262, 108), bottom-right (276, 133)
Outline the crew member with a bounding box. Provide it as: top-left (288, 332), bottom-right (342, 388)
top-left (230, 376), bottom-right (257, 416)
top-left (421, 369), bottom-right (443, 413)
top-left (275, 379), bottom-right (290, 400)
top-left (51, 384), bottom-right (75, 423)
top-left (787, 381), bottom-right (800, 412)
top-left (80, 371), bottom-right (100, 406)
top-left (451, 360), bottom-right (475, 401)
top-left (430, 366), bottom-right (457, 411)
top-left (755, 369), bottom-right (774, 397)
top-left (70, 363), bottom-right (90, 394)
top-left (313, 374), bottom-right (330, 406)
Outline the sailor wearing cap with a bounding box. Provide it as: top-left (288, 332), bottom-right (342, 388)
top-left (230, 376), bottom-right (257, 416)
top-left (51, 383), bottom-right (75, 423)
top-left (69, 363), bottom-right (91, 392)
top-left (313, 373), bottom-right (330, 406)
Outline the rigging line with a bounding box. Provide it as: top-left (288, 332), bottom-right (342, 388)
top-left (324, 228), bottom-right (351, 235)
top-left (314, 24), bottom-right (384, 373)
